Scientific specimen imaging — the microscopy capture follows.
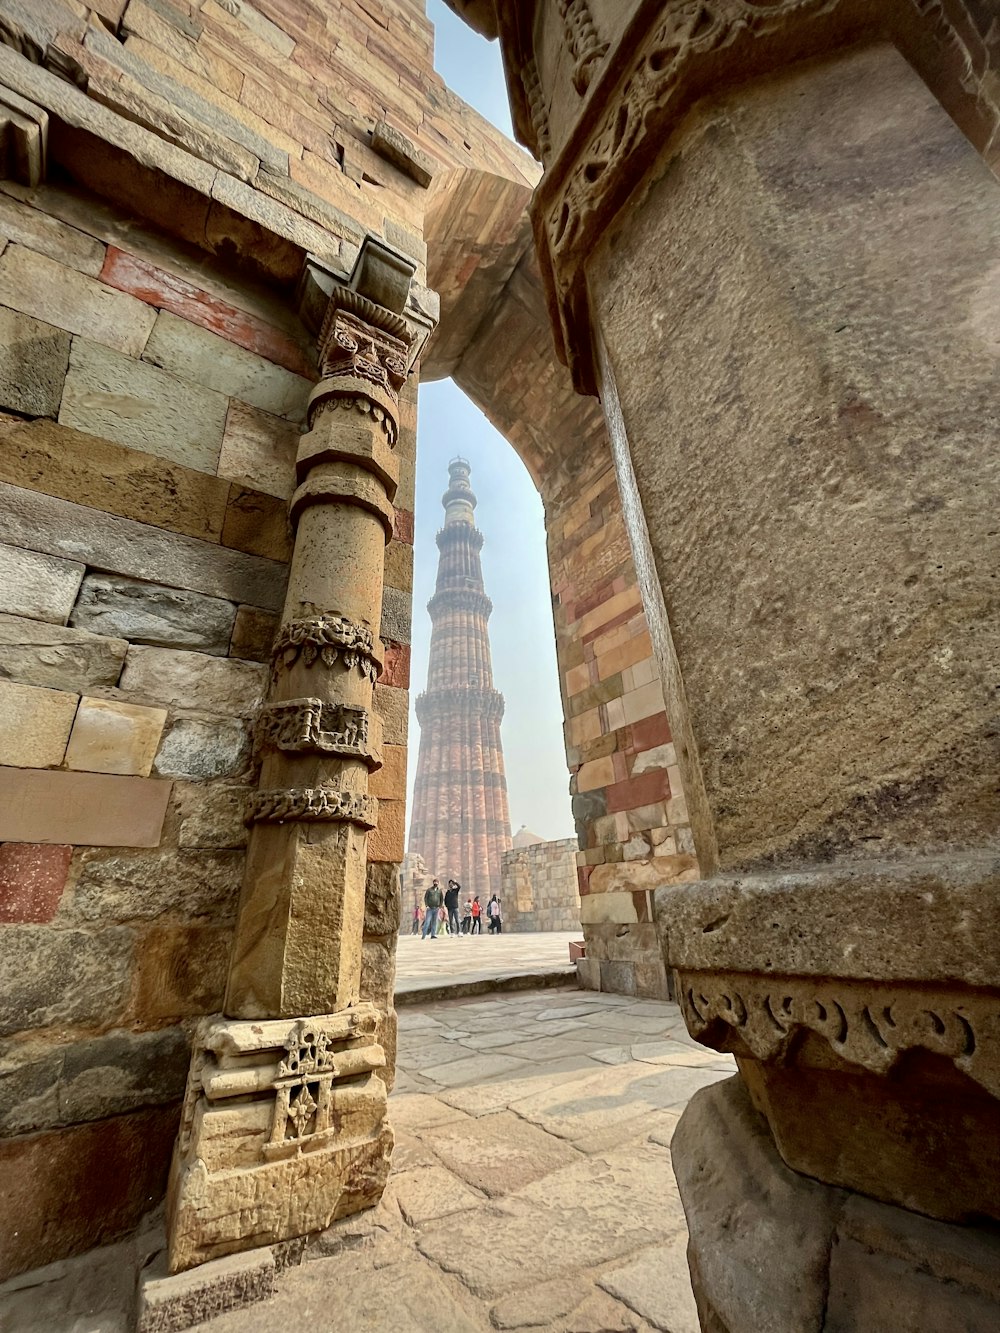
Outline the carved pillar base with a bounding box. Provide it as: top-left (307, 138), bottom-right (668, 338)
top-left (675, 1077), bottom-right (1000, 1333)
top-left (167, 1005), bottom-right (391, 1273)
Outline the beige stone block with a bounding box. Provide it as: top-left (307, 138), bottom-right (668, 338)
top-left (0, 244), bottom-right (155, 356)
top-left (0, 680), bottom-right (78, 767)
top-left (579, 891), bottom-right (639, 925)
top-left (0, 192), bottom-right (105, 275)
top-left (383, 540), bottom-right (413, 595)
top-left (0, 307), bottom-right (70, 418)
top-left (373, 684), bottom-right (408, 746)
top-left (218, 399), bottom-right (299, 500)
top-left (59, 337), bottom-right (229, 474)
top-left (589, 855), bottom-right (698, 895)
top-left (633, 743), bottom-right (677, 776)
top-left (577, 755), bottom-right (615, 792)
top-left (143, 312), bottom-right (311, 421)
top-left (0, 766), bottom-right (171, 846)
top-left (565, 661), bottom-right (591, 696)
top-left (65, 696), bottom-right (168, 778)
top-left (605, 697), bottom-right (626, 731)
top-left (578, 588), bottom-right (642, 638)
top-left (0, 542), bottom-right (84, 624)
top-left (119, 645), bottom-right (267, 716)
top-left (569, 707), bottom-right (602, 746)
top-left (0, 614), bottom-right (128, 692)
top-left (622, 681), bottom-right (664, 726)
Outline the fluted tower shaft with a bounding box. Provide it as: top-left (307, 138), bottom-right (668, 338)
top-left (409, 459), bottom-right (512, 898)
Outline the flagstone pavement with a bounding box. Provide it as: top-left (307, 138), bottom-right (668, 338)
top-left (394, 930), bottom-right (580, 997)
top-left (201, 987), bottom-right (736, 1333)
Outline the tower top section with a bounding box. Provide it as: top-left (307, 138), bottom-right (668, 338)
top-left (442, 456), bottom-right (477, 527)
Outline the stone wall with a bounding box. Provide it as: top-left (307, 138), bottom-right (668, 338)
top-left (500, 836), bottom-right (579, 932)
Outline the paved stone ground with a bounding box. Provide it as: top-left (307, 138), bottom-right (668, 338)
top-left (0, 988), bottom-right (734, 1331)
top-left (395, 930), bottom-right (579, 997)
top-left (203, 988), bottom-right (736, 1333)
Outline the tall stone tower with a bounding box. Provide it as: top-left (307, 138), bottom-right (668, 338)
top-left (409, 458), bottom-right (512, 897)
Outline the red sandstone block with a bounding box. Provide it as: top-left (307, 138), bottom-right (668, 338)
top-left (393, 508), bottom-right (415, 545)
top-left (100, 248), bottom-right (316, 379)
top-left (628, 713), bottom-right (672, 753)
top-left (581, 603), bottom-right (641, 646)
top-left (605, 768), bottom-right (670, 815)
top-left (577, 865), bottom-right (593, 895)
top-left (381, 641), bottom-right (410, 689)
top-left (612, 751), bottom-right (628, 782)
top-left (0, 842), bottom-right (72, 922)
top-left (633, 890), bottom-right (651, 923)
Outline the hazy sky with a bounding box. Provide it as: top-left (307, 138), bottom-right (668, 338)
top-left (405, 3), bottom-right (575, 844)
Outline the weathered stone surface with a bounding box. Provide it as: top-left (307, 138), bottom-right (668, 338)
top-left (174, 782), bottom-right (249, 848)
top-left (222, 485), bottom-right (292, 562)
top-left (0, 482), bottom-right (287, 609)
top-left (0, 1025), bottom-right (190, 1136)
top-left (229, 605), bottom-right (278, 662)
top-left (154, 716), bottom-right (252, 780)
top-left (0, 542), bottom-right (84, 625)
top-left (65, 695), bottom-right (167, 777)
top-left (0, 191), bottom-right (105, 275)
top-left (598, 1245), bottom-right (700, 1333)
top-left (120, 645), bottom-right (268, 715)
top-left (0, 767), bottom-right (171, 846)
top-left (416, 1109), bottom-right (579, 1199)
top-left (0, 679), bottom-right (78, 768)
top-left (580, 890), bottom-right (637, 925)
top-left (0, 842), bottom-right (72, 924)
top-left (72, 573), bottom-right (238, 655)
top-left (131, 923), bottom-right (231, 1019)
top-left (0, 243), bottom-right (156, 356)
top-left (143, 310), bottom-right (311, 420)
top-left (0, 306), bottom-right (70, 417)
top-left (0, 924), bottom-right (133, 1036)
top-left (673, 1077), bottom-right (840, 1333)
top-left (365, 860), bottom-right (400, 937)
top-left (71, 849), bottom-right (242, 923)
top-left (359, 938), bottom-right (395, 1007)
top-left (59, 336), bottom-right (228, 473)
top-left (137, 1248), bottom-right (277, 1333)
top-left (0, 412), bottom-right (231, 542)
top-left (379, 584), bottom-right (411, 645)
top-left (0, 613), bottom-right (127, 692)
top-left (218, 399), bottom-right (299, 500)
top-left (373, 684), bottom-right (407, 745)
top-left (0, 1104), bottom-right (178, 1282)
top-left (391, 1165), bottom-right (483, 1226)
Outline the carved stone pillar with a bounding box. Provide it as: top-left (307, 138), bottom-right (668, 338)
top-left (167, 243), bottom-right (418, 1274)
top-left (471, 2), bottom-right (1000, 1327)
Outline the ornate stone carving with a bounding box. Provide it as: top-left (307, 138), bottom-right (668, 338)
top-left (557, 0), bottom-right (609, 94)
top-left (255, 698), bottom-right (377, 766)
top-left (247, 784), bottom-right (378, 828)
top-left (271, 614), bottom-right (380, 684)
top-left (523, 57), bottom-right (553, 159)
top-left (680, 970), bottom-right (1000, 1100)
top-left (310, 289), bottom-right (413, 444)
top-left (169, 1007), bottom-right (391, 1271)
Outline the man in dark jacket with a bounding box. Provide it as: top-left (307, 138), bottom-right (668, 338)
top-left (422, 880), bottom-right (442, 939)
top-left (444, 880), bottom-right (461, 937)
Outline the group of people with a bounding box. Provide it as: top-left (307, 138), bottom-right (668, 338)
top-left (411, 878), bottom-right (503, 937)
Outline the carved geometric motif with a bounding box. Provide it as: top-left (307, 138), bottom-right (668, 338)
top-left (247, 783), bottom-right (378, 828)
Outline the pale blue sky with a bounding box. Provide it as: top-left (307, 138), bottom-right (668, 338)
top-left (405, 3), bottom-right (575, 844)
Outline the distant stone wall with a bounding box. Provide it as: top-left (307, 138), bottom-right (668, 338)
top-left (501, 837), bottom-right (580, 932)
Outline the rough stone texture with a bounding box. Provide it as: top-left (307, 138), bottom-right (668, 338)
top-left (120, 645), bottom-right (268, 715)
top-left (598, 1245), bottom-right (700, 1333)
top-left (143, 310), bottom-right (311, 420)
top-left (0, 190), bottom-right (105, 275)
top-left (174, 782), bottom-right (249, 849)
top-left (0, 766), bottom-right (171, 847)
top-left (0, 1025), bottom-right (190, 1137)
top-left (413, 1109), bottom-right (579, 1198)
top-left (365, 860), bottom-right (401, 937)
top-left (0, 613), bottom-right (128, 692)
top-left (0, 542), bottom-right (84, 625)
top-left (0, 679), bottom-right (79, 768)
top-left (229, 605), bottom-right (278, 662)
top-left (0, 243), bottom-right (156, 356)
top-left (59, 335), bottom-right (229, 473)
top-left (65, 695), bottom-right (167, 777)
top-left (0, 841), bottom-right (72, 923)
top-left (70, 849), bottom-right (242, 923)
top-left (0, 1105), bottom-right (178, 1281)
top-left (154, 716), bottom-right (252, 780)
top-left (137, 1248), bottom-right (277, 1333)
top-left (0, 305), bottom-right (70, 417)
top-left (131, 923), bottom-right (231, 1019)
top-left (502, 836), bottom-right (581, 932)
top-left (0, 924), bottom-right (134, 1036)
top-left (0, 481), bottom-right (288, 610)
top-left (72, 573), bottom-right (238, 655)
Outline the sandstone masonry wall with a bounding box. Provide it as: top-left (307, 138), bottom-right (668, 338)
top-left (501, 836), bottom-right (579, 933)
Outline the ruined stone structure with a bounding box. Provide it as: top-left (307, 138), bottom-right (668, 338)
top-left (408, 457), bottom-right (511, 897)
top-left (501, 832), bottom-right (579, 932)
top-left (0, 0), bottom-right (995, 1325)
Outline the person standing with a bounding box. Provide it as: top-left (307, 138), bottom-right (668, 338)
top-left (445, 879), bottom-right (461, 937)
top-left (422, 879), bottom-right (442, 939)
top-left (470, 895), bottom-right (482, 934)
top-left (410, 902), bottom-right (422, 935)
top-left (486, 894), bottom-right (502, 934)
top-left (461, 897), bottom-right (472, 934)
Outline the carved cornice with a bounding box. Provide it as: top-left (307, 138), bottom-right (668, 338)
top-left (310, 290), bottom-right (414, 444)
top-left (678, 968), bottom-right (1000, 1101)
top-left (415, 686), bottom-right (505, 723)
top-left (271, 615), bottom-right (382, 685)
top-left (508, 0), bottom-right (992, 393)
top-left (557, 0), bottom-right (609, 95)
top-left (427, 588), bottom-right (493, 620)
top-left (436, 524), bottom-right (485, 551)
top-left (247, 784), bottom-right (379, 828)
top-left (255, 699), bottom-right (382, 770)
